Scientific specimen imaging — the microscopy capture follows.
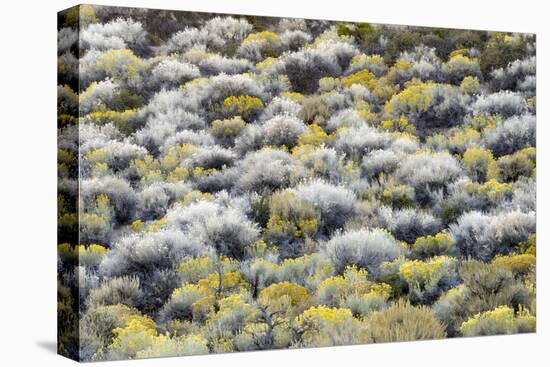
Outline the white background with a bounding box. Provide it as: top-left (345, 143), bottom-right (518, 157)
top-left (0, 0), bottom-right (547, 365)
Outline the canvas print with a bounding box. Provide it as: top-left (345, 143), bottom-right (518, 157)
top-left (57, 4), bottom-right (536, 362)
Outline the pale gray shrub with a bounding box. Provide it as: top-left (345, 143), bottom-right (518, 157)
top-left (57, 83), bottom-right (78, 116)
top-left (150, 59), bottom-right (200, 89)
top-left (347, 54), bottom-right (388, 76)
top-left (80, 79), bottom-right (119, 114)
top-left (235, 149), bottom-right (302, 193)
top-left (199, 55), bottom-right (254, 76)
top-left (135, 111), bottom-right (206, 153)
top-left (262, 114), bottom-right (307, 148)
top-left (166, 200), bottom-right (260, 259)
top-left (362, 149), bottom-right (401, 178)
top-left (78, 123), bottom-right (123, 153)
top-left (325, 108), bottom-right (365, 133)
top-left (185, 146), bottom-right (237, 170)
top-left (482, 114), bottom-right (536, 156)
top-left (396, 152), bottom-right (463, 190)
top-left (323, 228), bottom-right (404, 274)
top-left (283, 40), bottom-right (358, 93)
top-left (87, 276), bottom-right (142, 308)
top-left (449, 210), bottom-right (536, 260)
top-left (503, 178), bottom-right (536, 212)
top-left (167, 27), bottom-right (208, 53)
top-left (58, 27), bottom-right (78, 53)
top-left (137, 183), bottom-right (171, 219)
top-left (377, 206), bottom-right (443, 243)
top-left (471, 91), bottom-right (528, 118)
top-left (100, 229), bottom-right (211, 278)
top-left (491, 56), bottom-right (536, 92)
top-left (183, 73), bottom-right (265, 109)
top-left (293, 179), bottom-right (356, 234)
top-left (203, 16), bottom-right (253, 51)
top-left (86, 140), bottom-right (147, 171)
top-left (301, 146), bottom-right (346, 183)
top-left (233, 124), bottom-right (265, 156)
top-left (160, 130), bottom-right (216, 153)
top-left (390, 137), bottom-right (419, 154)
top-left (260, 97), bottom-right (302, 122)
top-left (279, 30), bottom-right (312, 51)
top-left (333, 125), bottom-right (392, 160)
top-left (81, 176), bottom-right (138, 222)
top-left (81, 18), bottom-right (148, 52)
top-left (393, 46), bottom-right (443, 83)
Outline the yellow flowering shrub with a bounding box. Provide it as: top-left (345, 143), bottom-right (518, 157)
top-left (106, 315), bottom-right (158, 359)
top-left (384, 82), bottom-right (435, 117)
top-left (127, 154), bottom-right (156, 178)
top-left (160, 143), bottom-right (199, 172)
top-left (64, 4), bottom-right (97, 26)
top-left (380, 116), bottom-right (416, 134)
top-left (167, 167), bottom-right (190, 183)
top-left (130, 219), bottom-right (144, 232)
top-left (209, 116), bottom-right (246, 138)
top-left (341, 69), bottom-right (376, 88)
top-left (460, 76), bottom-right (480, 94)
top-left (399, 256), bottom-right (457, 290)
top-left (465, 179), bottom-right (513, 202)
top-left (381, 185), bottom-right (415, 208)
top-left (296, 305), bottom-right (364, 347)
top-left (265, 191), bottom-right (319, 240)
top-left (179, 190), bottom-right (214, 206)
top-left (463, 147), bottom-right (497, 182)
top-left (365, 300), bottom-right (446, 342)
top-left (460, 306), bottom-right (535, 336)
top-left (243, 31), bottom-right (279, 45)
top-left (296, 124), bottom-right (333, 147)
top-left (83, 109), bottom-right (139, 135)
top-left (259, 282), bottom-right (310, 309)
top-left (517, 234), bottom-right (536, 255)
top-left (411, 233), bottom-right (455, 259)
top-left (58, 243), bottom-right (107, 266)
top-left (318, 77), bottom-right (341, 92)
top-left (93, 49), bottom-right (145, 81)
top-left (468, 113), bottom-right (500, 131)
top-left (198, 271), bottom-right (249, 296)
top-left (491, 254), bottom-right (535, 277)
top-left (221, 95), bottom-right (264, 118)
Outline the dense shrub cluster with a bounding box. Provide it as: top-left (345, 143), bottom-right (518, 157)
top-left (58, 5), bottom-right (536, 361)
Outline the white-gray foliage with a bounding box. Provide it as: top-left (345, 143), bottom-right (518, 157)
top-left (260, 97), bottom-right (302, 122)
top-left (471, 91), bottom-right (528, 118)
top-left (377, 206), bottom-right (443, 243)
top-left (262, 114), bottom-right (307, 148)
top-left (325, 108), bottom-right (365, 133)
top-left (449, 210), bottom-right (536, 260)
top-left (282, 40), bottom-right (358, 93)
top-left (362, 149), bottom-right (402, 178)
top-left (165, 199), bottom-right (260, 259)
top-left (79, 79), bottom-right (119, 114)
top-left (81, 176), bottom-right (138, 222)
top-left (332, 125), bottom-right (392, 160)
top-left (396, 152), bottom-right (463, 190)
top-left (150, 59), bottom-right (200, 89)
top-left (482, 114), bottom-right (536, 156)
top-left (198, 55), bottom-right (254, 76)
top-left (491, 56), bottom-right (536, 93)
top-left (234, 148), bottom-right (302, 193)
top-left (323, 228), bottom-right (404, 274)
top-left (293, 179), bottom-right (357, 234)
top-left (81, 18), bottom-right (148, 52)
